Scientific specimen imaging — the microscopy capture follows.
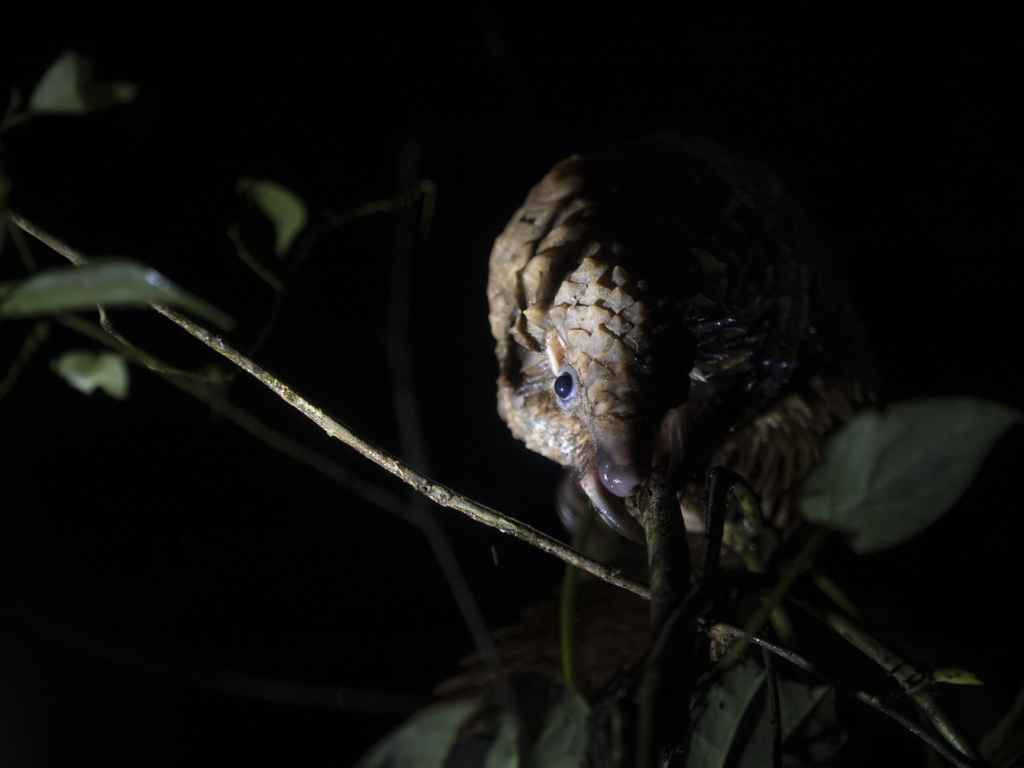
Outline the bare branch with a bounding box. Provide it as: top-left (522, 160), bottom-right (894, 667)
top-left (152, 302), bottom-right (651, 599)
top-left (2, 208), bottom-right (651, 601)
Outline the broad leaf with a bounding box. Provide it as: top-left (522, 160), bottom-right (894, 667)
top-left (687, 658), bottom-right (766, 768)
top-left (982, 680), bottom-right (1024, 768)
top-left (237, 178), bottom-right (308, 257)
top-left (29, 51), bottom-right (137, 114)
top-left (0, 258), bottom-right (234, 330)
top-left (531, 680), bottom-right (590, 766)
top-left (354, 698), bottom-right (483, 768)
top-left (355, 672), bottom-right (589, 768)
top-left (800, 398), bottom-right (1020, 554)
top-left (736, 679), bottom-right (832, 768)
top-left (51, 350), bottom-right (129, 399)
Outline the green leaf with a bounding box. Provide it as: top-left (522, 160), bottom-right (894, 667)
top-left (982, 680), bottom-right (1024, 768)
top-left (934, 668), bottom-right (984, 686)
top-left (800, 398), bottom-right (1020, 554)
top-left (353, 698), bottom-right (483, 768)
top-left (237, 178), bottom-right (308, 257)
top-left (687, 658), bottom-right (766, 768)
top-left (51, 350), bottom-right (129, 399)
top-left (0, 257), bottom-right (234, 330)
top-left (355, 672), bottom-right (589, 768)
top-left (29, 51), bottom-right (137, 114)
top-left (531, 680), bottom-right (590, 767)
top-left (736, 680), bottom-right (832, 768)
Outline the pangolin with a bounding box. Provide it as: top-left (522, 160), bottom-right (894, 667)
top-left (488, 135), bottom-right (875, 546)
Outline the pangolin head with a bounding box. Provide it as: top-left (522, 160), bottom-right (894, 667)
top-left (488, 152), bottom-right (699, 540)
top-left (491, 136), bottom-right (864, 542)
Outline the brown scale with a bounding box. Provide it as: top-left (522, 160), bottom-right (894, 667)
top-left (489, 135), bottom-right (875, 552)
top-left (468, 135), bottom-right (877, 699)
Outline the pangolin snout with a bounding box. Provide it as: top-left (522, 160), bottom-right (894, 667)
top-left (595, 440), bottom-right (649, 497)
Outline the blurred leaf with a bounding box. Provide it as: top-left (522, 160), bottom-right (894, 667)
top-left (237, 178), bottom-right (308, 257)
top-left (687, 658), bottom-right (765, 768)
top-left (532, 680), bottom-right (590, 766)
top-left (355, 673), bottom-right (589, 768)
top-left (798, 688), bottom-right (848, 764)
top-left (29, 50), bottom-right (137, 114)
top-left (736, 679), bottom-right (831, 768)
top-left (982, 680), bottom-right (1024, 768)
top-left (0, 257), bottom-right (234, 330)
top-left (934, 668), bottom-right (984, 686)
top-left (800, 398), bottom-right (1020, 554)
top-left (354, 698), bottom-right (483, 768)
top-left (51, 350), bottom-right (129, 399)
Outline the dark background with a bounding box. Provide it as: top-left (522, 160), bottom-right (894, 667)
top-left (1, 7), bottom-right (1022, 766)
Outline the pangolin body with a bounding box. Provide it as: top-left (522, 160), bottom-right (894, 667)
top-left (488, 136), bottom-right (874, 543)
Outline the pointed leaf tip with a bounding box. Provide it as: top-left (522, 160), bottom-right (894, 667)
top-left (0, 257), bottom-right (234, 330)
top-left (237, 178), bottom-right (308, 257)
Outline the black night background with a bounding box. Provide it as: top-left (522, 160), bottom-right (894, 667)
top-left (1, 7), bottom-right (1022, 766)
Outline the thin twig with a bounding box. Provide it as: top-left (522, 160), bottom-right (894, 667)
top-left (3, 208), bottom-right (650, 600)
top-left (762, 645), bottom-right (783, 768)
top-left (152, 302), bottom-right (651, 599)
top-left (700, 467), bottom-right (730, 580)
top-left (58, 315), bottom-right (421, 524)
top-left (0, 320), bottom-right (49, 399)
top-left (4, 210), bottom-right (87, 265)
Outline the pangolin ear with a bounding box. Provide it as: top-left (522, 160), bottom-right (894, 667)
top-left (545, 329), bottom-right (567, 375)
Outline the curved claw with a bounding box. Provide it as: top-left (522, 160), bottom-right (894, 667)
top-left (581, 469), bottom-right (647, 543)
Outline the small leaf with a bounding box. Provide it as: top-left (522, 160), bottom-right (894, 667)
top-left (237, 178), bottom-right (308, 257)
top-left (29, 51), bottom-right (137, 114)
top-left (800, 398), bottom-right (1020, 554)
top-left (982, 680), bottom-right (1024, 768)
top-left (688, 657), bottom-right (766, 768)
top-left (51, 350), bottom-right (129, 399)
top-left (0, 257), bottom-right (234, 330)
top-left (934, 668), bottom-right (984, 686)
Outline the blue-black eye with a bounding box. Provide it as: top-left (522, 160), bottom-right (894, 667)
top-left (554, 373), bottom-right (575, 400)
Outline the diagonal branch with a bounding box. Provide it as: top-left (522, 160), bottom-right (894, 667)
top-left (3, 208), bottom-right (651, 601)
top-left (151, 302), bottom-right (651, 599)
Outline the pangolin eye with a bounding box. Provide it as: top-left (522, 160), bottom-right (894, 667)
top-left (554, 373), bottom-right (575, 401)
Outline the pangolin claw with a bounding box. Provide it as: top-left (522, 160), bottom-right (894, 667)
top-left (581, 470), bottom-right (646, 543)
